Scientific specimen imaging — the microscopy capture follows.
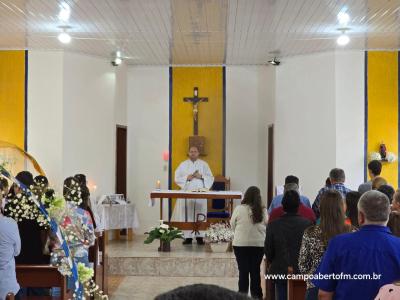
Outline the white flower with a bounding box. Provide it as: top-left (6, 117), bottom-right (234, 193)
top-left (387, 152), bottom-right (397, 163)
top-left (160, 224), bottom-right (169, 229)
top-left (369, 152), bottom-right (381, 161)
top-left (159, 229), bottom-right (165, 233)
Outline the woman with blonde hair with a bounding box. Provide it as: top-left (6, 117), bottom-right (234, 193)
top-left (299, 190), bottom-right (353, 300)
top-left (372, 176), bottom-right (387, 190)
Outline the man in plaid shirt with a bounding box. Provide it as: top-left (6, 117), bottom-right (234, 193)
top-left (312, 168), bottom-right (352, 219)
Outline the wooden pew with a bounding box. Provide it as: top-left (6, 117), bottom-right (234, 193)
top-left (16, 265), bottom-right (68, 300)
top-left (6, 293), bottom-right (15, 300)
top-left (287, 279), bottom-right (307, 300)
top-left (88, 233), bottom-right (108, 295)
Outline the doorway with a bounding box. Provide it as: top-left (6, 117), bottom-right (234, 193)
top-left (267, 125), bottom-right (274, 209)
top-left (116, 125), bottom-right (127, 197)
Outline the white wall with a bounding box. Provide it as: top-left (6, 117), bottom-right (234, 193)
top-left (28, 51), bottom-right (64, 188)
top-left (335, 51), bottom-right (365, 190)
top-left (62, 52), bottom-right (117, 197)
top-left (275, 51), bottom-right (364, 200)
top-left (28, 51), bottom-right (126, 196)
top-left (226, 66), bottom-right (274, 202)
top-left (127, 67), bottom-right (170, 233)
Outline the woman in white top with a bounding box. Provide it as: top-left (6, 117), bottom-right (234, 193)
top-left (230, 186), bottom-right (267, 299)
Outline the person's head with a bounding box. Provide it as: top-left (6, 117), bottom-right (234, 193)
top-left (329, 168), bottom-right (345, 184)
top-left (388, 212), bottom-right (400, 237)
top-left (284, 175), bottom-right (299, 185)
top-left (74, 174), bottom-right (87, 187)
top-left (242, 186), bottom-right (263, 224)
top-left (63, 177), bottom-right (82, 203)
top-left (14, 171), bottom-right (34, 194)
top-left (358, 183), bottom-right (372, 195)
top-left (368, 160), bottom-right (382, 179)
top-left (345, 191), bottom-right (362, 227)
top-left (392, 189), bottom-right (400, 212)
top-left (0, 177), bottom-right (9, 195)
top-left (320, 190), bottom-right (350, 244)
top-left (155, 284), bottom-right (250, 300)
top-left (358, 190), bottom-right (391, 226)
top-left (377, 185), bottom-right (395, 202)
top-left (188, 146), bottom-right (200, 161)
top-left (282, 190), bottom-right (300, 214)
top-left (34, 175), bottom-right (48, 188)
top-left (283, 182), bottom-right (299, 194)
top-left (372, 176), bottom-right (387, 190)
top-left (0, 177), bottom-right (8, 204)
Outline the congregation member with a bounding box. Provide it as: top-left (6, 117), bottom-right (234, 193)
top-left (4, 171), bottom-right (50, 297)
top-left (230, 186), bottom-right (266, 299)
top-left (265, 190), bottom-right (312, 300)
top-left (298, 190), bottom-right (352, 300)
top-left (267, 175), bottom-right (311, 214)
top-left (372, 176), bottom-right (387, 190)
top-left (392, 189), bottom-right (400, 212)
top-left (313, 190), bottom-right (400, 300)
top-left (0, 177), bottom-right (8, 211)
top-left (345, 191), bottom-right (361, 228)
top-left (4, 171), bottom-right (49, 265)
top-left (61, 177), bottom-right (95, 266)
top-left (268, 183), bottom-right (315, 223)
top-left (387, 212), bottom-right (400, 237)
top-left (312, 168), bottom-right (351, 219)
top-left (378, 184), bottom-right (395, 203)
top-left (0, 177), bottom-right (20, 300)
top-left (358, 160), bottom-right (382, 194)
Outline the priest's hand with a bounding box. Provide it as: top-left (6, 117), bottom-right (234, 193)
top-left (187, 174), bottom-right (195, 181)
top-left (193, 172), bottom-right (202, 179)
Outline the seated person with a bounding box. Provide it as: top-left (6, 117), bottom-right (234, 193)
top-left (0, 178), bottom-right (21, 300)
top-left (268, 175), bottom-right (311, 214)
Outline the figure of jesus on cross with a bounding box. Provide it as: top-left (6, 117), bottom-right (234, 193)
top-left (184, 87), bottom-right (208, 136)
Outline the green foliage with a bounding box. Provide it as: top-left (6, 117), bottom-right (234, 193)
top-left (144, 224), bottom-right (184, 244)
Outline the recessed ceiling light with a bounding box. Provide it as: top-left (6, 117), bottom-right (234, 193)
top-left (337, 34), bottom-right (350, 46)
top-left (58, 2), bottom-right (71, 22)
top-left (58, 32), bottom-right (71, 44)
top-left (337, 11), bottom-right (350, 26)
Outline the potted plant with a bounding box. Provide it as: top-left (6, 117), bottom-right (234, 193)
top-left (144, 221), bottom-right (184, 252)
top-left (204, 222), bottom-right (234, 253)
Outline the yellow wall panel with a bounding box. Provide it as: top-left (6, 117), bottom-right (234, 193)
top-left (171, 67), bottom-right (224, 191)
top-left (0, 51), bottom-right (26, 149)
top-left (367, 51), bottom-right (398, 187)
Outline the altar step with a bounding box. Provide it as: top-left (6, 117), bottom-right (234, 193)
top-left (107, 236), bottom-right (238, 277)
top-left (108, 255), bottom-right (238, 277)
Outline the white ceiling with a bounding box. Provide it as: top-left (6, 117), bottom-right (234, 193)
top-left (1, 0), bottom-right (400, 65)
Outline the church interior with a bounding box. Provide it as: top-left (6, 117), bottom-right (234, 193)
top-left (1, 1), bottom-right (400, 300)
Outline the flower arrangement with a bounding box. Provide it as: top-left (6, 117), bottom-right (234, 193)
top-left (144, 220), bottom-right (184, 244)
top-left (369, 143), bottom-right (397, 163)
top-left (204, 222), bottom-right (234, 244)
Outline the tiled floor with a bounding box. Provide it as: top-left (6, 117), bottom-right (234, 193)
top-left (106, 236), bottom-right (267, 299)
top-left (108, 275), bottom-right (238, 300)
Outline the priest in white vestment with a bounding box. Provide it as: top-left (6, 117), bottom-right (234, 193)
top-left (173, 146), bottom-right (214, 244)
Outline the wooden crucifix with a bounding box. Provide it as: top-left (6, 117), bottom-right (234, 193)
top-left (183, 87), bottom-right (208, 135)
top-left (183, 87), bottom-right (208, 155)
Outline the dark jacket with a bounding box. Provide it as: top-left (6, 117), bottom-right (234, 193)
top-left (265, 213), bottom-right (312, 275)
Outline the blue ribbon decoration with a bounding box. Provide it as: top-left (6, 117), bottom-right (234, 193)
top-left (0, 166), bottom-right (83, 299)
